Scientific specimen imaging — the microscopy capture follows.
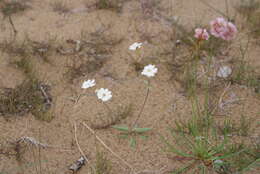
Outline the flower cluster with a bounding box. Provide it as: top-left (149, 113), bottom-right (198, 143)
top-left (81, 43), bottom-right (159, 103)
top-left (194, 28), bottom-right (210, 40)
top-left (81, 79), bottom-right (112, 102)
top-left (210, 17), bottom-right (237, 41)
top-left (194, 17), bottom-right (237, 41)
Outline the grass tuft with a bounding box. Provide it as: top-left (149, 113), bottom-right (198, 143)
top-left (92, 151), bottom-right (112, 174)
top-left (236, 0), bottom-right (260, 40)
top-left (0, 79), bottom-right (53, 122)
top-left (0, 0), bottom-right (31, 17)
top-left (95, 0), bottom-right (123, 12)
top-left (51, 1), bottom-right (70, 14)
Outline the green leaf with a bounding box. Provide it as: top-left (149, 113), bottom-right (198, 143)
top-left (240, 158), bottom-right (260, 172)
top-left (132, 127), bottom-right (152, 133)
top-left (212, 149), bottom-right (245, 161)
top-left (130, 137), bottom-right (136, 148)
top-left (118, 134), bottom-right (129, 139)
top-left (140, 135), bottom-right (148, 140)
top-left (112, 125), bottom-right (129, 132)
top-left (171, 160), bottom-right (196, 174)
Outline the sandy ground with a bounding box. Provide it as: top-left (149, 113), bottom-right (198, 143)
top-left (0, 0), bottom-right (259, 174)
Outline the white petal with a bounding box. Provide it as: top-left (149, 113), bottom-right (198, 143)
top-left (217, 66), bottom-right (232, 78)
top-left (141, 64), bottom-right (158, 77)
top-left (129, 42), bottom-right (142, 51)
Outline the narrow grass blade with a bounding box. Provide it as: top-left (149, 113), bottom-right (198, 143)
top-left (171, 160), bottom-right (196, 174)
top-left (240, 158), bottom-right (260, 172)
top-left (112, 125), bottom-right (129, 132)
top-left (132, 127), bottom-right (152, 133)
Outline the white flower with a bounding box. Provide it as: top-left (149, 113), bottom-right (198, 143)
top-left (217, 66), bottom-right (232, 78)
top-left (141, 64), bottom-right (158, 77)
top-left (129, 42), bottom-right (142, 51)
top-left (81, 79), bottom-right (96, 89)
top-left (95, 88), bottom-right (112, 102)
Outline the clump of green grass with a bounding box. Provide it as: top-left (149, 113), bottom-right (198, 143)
top-left (218, 115), bottom-right (253, 137)
top-left (0, 79), bottom-right (53, 121)
top-left (13, 57), bottom-right (34, 78)
top-left (163, 96), bottom-right (259, 174)
top-left (92, 151), bottom-right (112, 174)
top-left (223, 142), bottom-right (260, 173)
top-left (231, 60), bottom-right (260, 94)
top-left (51, 1), bottom-right (70, 14)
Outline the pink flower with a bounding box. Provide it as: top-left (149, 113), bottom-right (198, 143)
top-left (220, 22), bottom-right (238, 41)
top-left (210, 17), bottom-right (228, 38)
top-left (194, 28), bottom-right (210, 40)
top-left (210, 17), bottom-right (237, 41)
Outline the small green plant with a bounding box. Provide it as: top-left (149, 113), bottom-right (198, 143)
top-left (162, 111), bottom-right (250, 173)
top-left (112, 70), bottom-right (156, 147)
top-left (112, 125), bottom-right (151, 147)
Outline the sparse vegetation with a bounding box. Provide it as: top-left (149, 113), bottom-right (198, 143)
top-left (0, 37), bottom-right (58, 63)
top-left (51, 0), bottom-right (70, 14)
top-left (0, 1), bottom-right (259, 174)
top-left (95, 0), bottom-right (123, 12)
top-left (0, 79), bottom-right (53, 121)
top-left (92, 151), bottom-right (112, 174)
top-left (0, 0), bottom-right (31, 36)
top-left (236, 0), bottom-right (260, 43)
top-left (64, 30), bottom-right (123, 82)
top-left (0, 0), bottom-right (31, 17)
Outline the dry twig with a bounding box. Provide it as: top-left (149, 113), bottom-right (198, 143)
top-left (82, 122), bottom-right (134, 172)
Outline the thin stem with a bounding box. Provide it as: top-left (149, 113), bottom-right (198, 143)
top-left (8, 16), bottom-right (17, 38)
top-left (225, 0), bottom-right (229, 20)
top-left (132, 81), bottom-right (150, 128)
